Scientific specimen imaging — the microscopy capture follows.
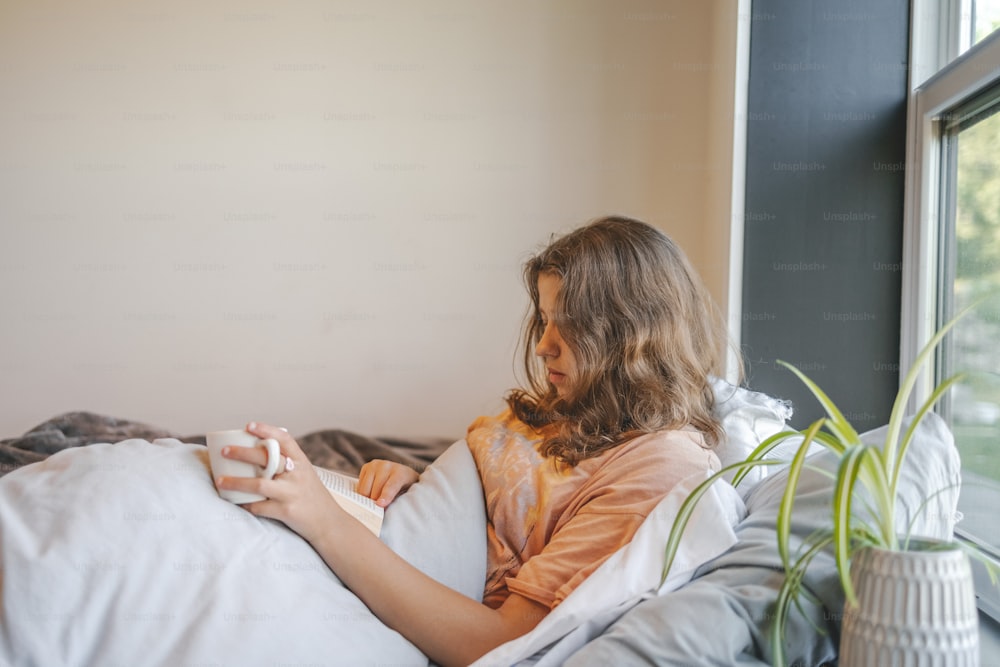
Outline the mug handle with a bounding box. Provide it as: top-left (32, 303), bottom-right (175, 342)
top-left (259, 438), bottom-right (282, 479)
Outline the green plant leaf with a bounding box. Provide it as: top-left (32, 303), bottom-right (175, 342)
top-left (833, 444), bottom-right (875, 605)
top-left (776, 419), bottom-right (824, 573)
top-left (883, 304), bottom-right (975, 489)
top-left (809, 429), bottom-right (847, 455)
top-left (901, 479), bottom-right (964, 548)
top-left (731, 429), bottom-right (800, 487)
top-left (770, 533), bottom-right (834, 667)
top-left (858, 446), bottom-right (896, 548)
top-left (660, 459), bottom-right (786, 585)
top-left (776, 360), bottom-right (860, 445)
top-left (890, 373), bottom-right (964, 503)
top-left (956, 541), bottom-right (1000, 586)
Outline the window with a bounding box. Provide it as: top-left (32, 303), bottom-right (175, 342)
top-left (959, 0), bottom-right (1000, 53)
top-left (939, 92), bottom-right (1000, 554)
top-left (905, 2), bottom-right (1000, 619)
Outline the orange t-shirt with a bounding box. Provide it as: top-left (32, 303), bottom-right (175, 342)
top-left (466, 409), bottom-right (720, 610)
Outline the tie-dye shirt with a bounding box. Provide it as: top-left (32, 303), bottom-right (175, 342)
top-left (466, 408), bottom-right (720, 610)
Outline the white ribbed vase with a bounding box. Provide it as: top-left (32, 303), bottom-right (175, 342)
top-left (840, 545), bottom-right (979, 667)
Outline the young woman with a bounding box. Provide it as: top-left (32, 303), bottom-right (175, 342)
top-left (217, 215), bottom-right (734, 666)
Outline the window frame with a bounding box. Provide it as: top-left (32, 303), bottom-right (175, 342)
top-left (901, 1), bottom-right (1000, 620)
top-left (901, 17), bottom-right (1000, 404)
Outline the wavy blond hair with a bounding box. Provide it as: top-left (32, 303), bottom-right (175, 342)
top-left (506, 215), bottom-right (735, 465)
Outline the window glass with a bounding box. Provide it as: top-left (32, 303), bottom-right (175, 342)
top-left (943, 103), bottom-right (1000, 553)
top-left (963, 0), bottom-right (1000, 52)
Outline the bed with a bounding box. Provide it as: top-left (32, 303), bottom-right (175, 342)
top-left (0, 381), bottom-right (962, 666)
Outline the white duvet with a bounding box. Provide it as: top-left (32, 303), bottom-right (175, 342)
top-left (0, 437), bottom-right (742, 666)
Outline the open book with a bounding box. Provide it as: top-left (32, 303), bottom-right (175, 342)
top-left (314, 466), bottom-right (384, 536)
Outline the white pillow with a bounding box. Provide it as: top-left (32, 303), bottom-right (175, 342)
top-left (381, 440), bottom-right (487, 601)
top-left (710, 377), bottom-right (800, 493)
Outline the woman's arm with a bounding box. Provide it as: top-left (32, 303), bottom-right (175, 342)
top-left (217, 422), bottom-right (548, 667)
top-left (310, 504), bottom-right (547, 665)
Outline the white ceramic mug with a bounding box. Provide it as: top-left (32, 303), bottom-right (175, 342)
top-left (206, 429), bottom-right (281, 504)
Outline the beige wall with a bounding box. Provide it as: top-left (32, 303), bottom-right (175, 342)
top-left (0, 0), bottom-right (740, 439)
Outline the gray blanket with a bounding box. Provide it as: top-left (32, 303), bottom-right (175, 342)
top-left (0, 411), bottom-right (451, 478)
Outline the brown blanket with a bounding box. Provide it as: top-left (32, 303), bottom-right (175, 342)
top-left (0, 411), bottom-right (452, 478)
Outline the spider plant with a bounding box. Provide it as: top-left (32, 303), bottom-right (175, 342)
top-left (661, 305), bottom-right (996, 666)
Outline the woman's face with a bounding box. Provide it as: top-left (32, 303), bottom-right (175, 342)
top-left (535, 273), bottom-right (578, 398)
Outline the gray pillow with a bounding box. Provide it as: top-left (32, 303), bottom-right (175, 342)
top-left (564, 412), bottom-right (960, 666)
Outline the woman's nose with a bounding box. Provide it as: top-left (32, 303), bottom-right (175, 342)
top-left (536, 326), bottom-right (558, 358)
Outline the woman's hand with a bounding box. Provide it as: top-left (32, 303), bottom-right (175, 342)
top-left (215, 421), bottom-right (340, 543)
top-left (357, 460), bottom-right (420, 507)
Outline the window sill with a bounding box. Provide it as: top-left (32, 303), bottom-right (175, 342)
top-left (981, 609), bottom-right (1000, 662)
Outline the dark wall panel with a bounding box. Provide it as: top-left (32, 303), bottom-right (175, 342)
top-left (742, 1), bottom-right (910, 430)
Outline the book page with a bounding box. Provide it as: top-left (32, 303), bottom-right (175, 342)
top-left (313, 466), bottom-right (384, 536)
